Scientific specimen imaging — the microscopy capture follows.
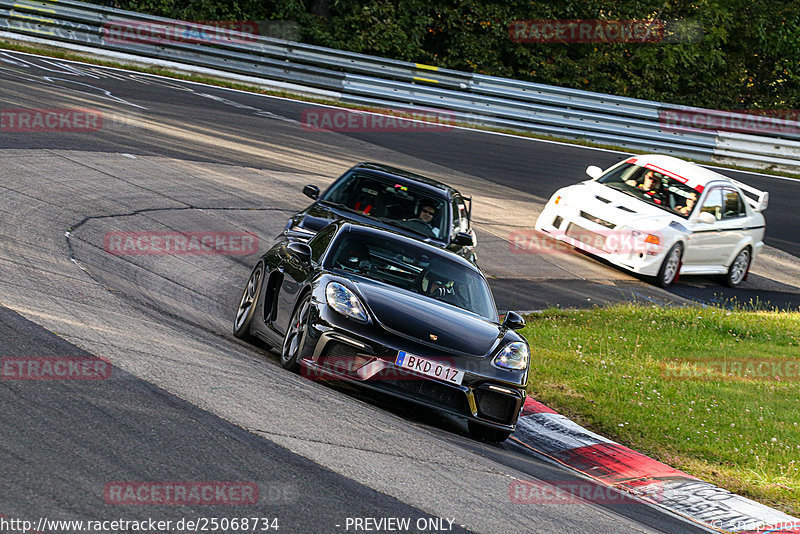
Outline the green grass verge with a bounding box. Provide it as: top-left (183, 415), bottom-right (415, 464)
top-left (520, 303), bottom-right (800, 516)
top-left (1, 37), bottom-right (798, 180)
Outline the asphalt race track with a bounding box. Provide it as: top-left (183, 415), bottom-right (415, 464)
top-left (0, 304), bottom-right (469, 532)
top-left (3, 50), bottom-right (797, 533)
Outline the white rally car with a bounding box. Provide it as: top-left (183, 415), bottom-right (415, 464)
top-left (534, 155), bottom-right (769, 287)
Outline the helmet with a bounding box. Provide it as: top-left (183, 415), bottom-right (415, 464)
top-left (336, 241), bottom-right (370, 270)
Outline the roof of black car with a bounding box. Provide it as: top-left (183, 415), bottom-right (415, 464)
top-left (350, 163), bottom-right (458, 198)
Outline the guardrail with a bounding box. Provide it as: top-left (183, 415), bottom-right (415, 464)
top-left (1, 0), bottom-right (799, 173)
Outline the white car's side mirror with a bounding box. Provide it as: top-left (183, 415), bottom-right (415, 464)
top-left (586, 166), bottom-right (603, 179)
top-left (697, 212), bottom-right (716, 224)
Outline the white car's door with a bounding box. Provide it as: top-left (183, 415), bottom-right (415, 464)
top-left (684, 188), bottom-right (722, 266)
top-left (717, 187), bottom-right (749, 260)
top-left (685, 187), bottom-right (746, 268)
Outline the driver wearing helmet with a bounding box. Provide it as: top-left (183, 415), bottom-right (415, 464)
top-left (626, 170), bottom-right (666, 204)
top-left (421, 259), bottom-right (469, 308)
top-left (335, 242), bottom-right (370, 272)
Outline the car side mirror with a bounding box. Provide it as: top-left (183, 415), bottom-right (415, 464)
top-left (452, 232), bottom-right (474, 247)
top-left (303, 185), bottom-right (320, 200)
top-left (503, 311), bottom-right (525, 330)
top-left (287, 242), bottom-right (312, 263)
top-left (697, 212), bottom-right (716, 225)
top-left (586, 166), bottom-right (603, 179)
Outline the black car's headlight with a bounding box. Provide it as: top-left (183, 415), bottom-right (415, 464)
top-left (493, 342), bottom-right (530, 371)
top-left (325, 282), bottom-right (368, 322)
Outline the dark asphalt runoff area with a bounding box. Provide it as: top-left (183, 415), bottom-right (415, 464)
top-left (0, 304), bottom-right (464, 533)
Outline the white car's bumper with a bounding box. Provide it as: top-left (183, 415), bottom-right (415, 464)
top-left (534, 201), bottom-right (671, 278)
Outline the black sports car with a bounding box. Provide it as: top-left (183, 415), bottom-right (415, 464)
top-left (234, 221), bottom-right (529, 441)
top-left (284, 163), bottom-right (477, 261)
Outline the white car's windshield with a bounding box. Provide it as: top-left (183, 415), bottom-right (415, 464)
top-left (598, 163), bottom-right (700, 218)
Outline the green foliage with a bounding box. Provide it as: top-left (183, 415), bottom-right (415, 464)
top-left (92, 0), bottom-right (800, 110)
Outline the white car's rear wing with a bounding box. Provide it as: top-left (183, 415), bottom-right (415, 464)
top-left (729, 179), bottom-right (769, 212)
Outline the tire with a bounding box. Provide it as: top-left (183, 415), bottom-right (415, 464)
top-left (655, 243), bottom-right (683, 288)
top-left (281, 294), bottom-right (312, 372)
top-left (468, 421), bottom-right (512, 443)
top-left (233, 262), bottom-right (264, 340)
top-left (724, 247), bottom-right (751, 287)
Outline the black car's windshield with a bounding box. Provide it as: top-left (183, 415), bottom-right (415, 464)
top-left (322, 171), bottom-right (448, 240)
top-left (598, 163), bottom-right (701, 218)
top-left (326, 231), bottom-right (496, 320)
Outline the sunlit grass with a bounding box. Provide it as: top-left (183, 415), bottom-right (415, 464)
top-left (520, 304), bottom-right (800, 515)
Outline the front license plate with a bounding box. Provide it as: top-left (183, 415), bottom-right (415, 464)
top-left (565, 222), bottom-right (606, 250)
top-left (395, 351), bottom-right (464, 385)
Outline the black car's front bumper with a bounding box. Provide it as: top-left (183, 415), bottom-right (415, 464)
top-left (298, 303), bottom-right (527, 432)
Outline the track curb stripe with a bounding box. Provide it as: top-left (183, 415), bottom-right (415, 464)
top-left (552, 443), bottom-right (691, 484)
top-left (513, 398), bottom-right (800, 533)
top-left (520, 398), bottom-right (558, 415)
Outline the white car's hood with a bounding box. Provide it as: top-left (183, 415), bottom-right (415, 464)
top-left (561, 181), bottom-right (686, 232)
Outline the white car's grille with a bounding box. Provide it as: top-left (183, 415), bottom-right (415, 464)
top-left (579, 211), bottom-right (616, 229)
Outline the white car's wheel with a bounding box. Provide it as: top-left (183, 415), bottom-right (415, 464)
top-left (725, 247), bottom-right (751, 287)
top-left (655, 243), bottom-right (683, 288)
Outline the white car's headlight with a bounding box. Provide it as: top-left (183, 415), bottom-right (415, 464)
top-left (626, 228), bottom-right (661, 245)
top-left (617, 227), bottom-right (662, 254)
top-left (553, 195), bottom-right (567, 207)
top-left (493, 342), bottom-right (530, 370)
top-left (326, 282), bottom-right (368, 322)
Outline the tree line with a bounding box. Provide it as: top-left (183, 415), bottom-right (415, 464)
top-left (98, 0), bottom-right (800, 111)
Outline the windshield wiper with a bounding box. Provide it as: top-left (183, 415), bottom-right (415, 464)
top-left (605, 183), bottom-right (675, 214)
top-left (405, 228), bottom-right (433, 239)
top-left (319, 200), bottom-right (360, 213)
top-left (391, 221), bottom-right (436, 240)
top-left (605, 182), bottom-right (644, 201)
